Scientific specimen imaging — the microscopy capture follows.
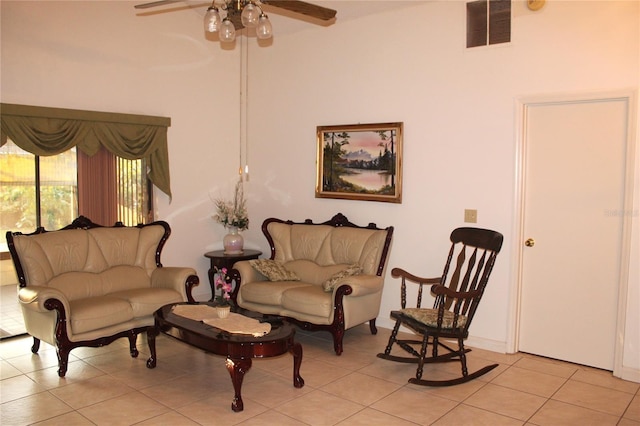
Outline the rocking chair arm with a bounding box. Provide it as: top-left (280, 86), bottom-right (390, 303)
top-left (391, 268), bottom-right (441, 285)
top-left (431, 284), bottom-right (481, 299)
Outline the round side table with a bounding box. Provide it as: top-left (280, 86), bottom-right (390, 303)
top-left (204, 249), bottom-right (262, 301)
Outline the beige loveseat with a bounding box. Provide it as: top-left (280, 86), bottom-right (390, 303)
top-left (231, 213), bottom-right (393, 355)
top-left (6, 216), bottom-right (199, 377)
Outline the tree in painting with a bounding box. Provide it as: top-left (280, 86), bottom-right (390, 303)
top-left (322, 131), bottom-right (350, 191)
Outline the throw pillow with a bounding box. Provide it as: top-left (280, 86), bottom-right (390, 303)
top-left (249, 259), bottom-right (300, 281)
top-left (322, 264), bottom-right (363, 292)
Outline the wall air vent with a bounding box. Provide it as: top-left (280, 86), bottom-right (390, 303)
top-left (467, 0), bottom-right (511, 48)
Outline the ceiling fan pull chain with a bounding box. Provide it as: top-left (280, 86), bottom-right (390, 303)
top-left (244, 35), bottom-right (250, 180)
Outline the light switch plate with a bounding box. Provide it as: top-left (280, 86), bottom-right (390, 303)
top-left (464, 209), bottom-right (478, 223)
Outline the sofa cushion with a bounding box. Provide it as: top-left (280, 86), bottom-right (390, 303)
top-left (240, 281), bottom-right (310, 305)
top-left (101, 266), bottom-right (151, 293)
top-left (48, 271), bottom-right (105, 301)
top-left (70, 296), bottom-right (133, 334)
top-left (110, 288), bottom-right (183, 318)
top-left (87, 225), bottom-right (165, 275)
top-left (281, 285), bottom-right (333, 318)
top-left (322, 264), bottom-right (363, 292)
top-left (47, 266), bottom-right (151, 301)
top-left (284, 260), bottom-right (351, 286)
top-left (267, 221), bottom-right (390, 275)
top-left (249, 259), bottom-right (300, 281)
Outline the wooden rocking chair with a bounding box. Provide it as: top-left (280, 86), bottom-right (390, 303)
top-left (377, 227), bottom-right (503, 386)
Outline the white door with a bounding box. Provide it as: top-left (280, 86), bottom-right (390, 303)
top-left (518, 97), bottom-right (629, 370)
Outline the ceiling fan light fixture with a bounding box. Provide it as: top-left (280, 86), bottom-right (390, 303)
top-left (255, 13), bottom-right (272, 40)
top-left (135, 0), bottom-right (337, 46)
top-left (204, 6), bottom-right (221, 33)
top-left (240, 2), bottom-right (260, 28)
top-left (219, 17), bottom-right (236, 42)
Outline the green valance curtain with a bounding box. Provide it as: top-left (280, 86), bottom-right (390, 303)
top-left (0, 103), bottom-right (172, 198)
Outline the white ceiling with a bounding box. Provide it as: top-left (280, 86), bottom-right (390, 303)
top-left (134, 0), bottom-right (425, 36)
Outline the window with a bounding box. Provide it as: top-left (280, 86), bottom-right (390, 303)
top-left (0, 139), bottom-right (77, 235)
top-left (467, 0), bottom-right (511, 48)
top-left (0, 102), bottom-right (172, 243)
top-left (0, 138), bottom-right (152, 246)
top-left (117, 155), bottom-right (152, 226)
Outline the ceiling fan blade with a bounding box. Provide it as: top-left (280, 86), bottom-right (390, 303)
top-left (134, 0), bottom-right (182, 9)
top-left (261, 0), bottom-right (337, 21)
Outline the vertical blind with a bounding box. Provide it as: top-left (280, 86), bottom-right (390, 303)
top-left (77, 146), bottom-right (117, 226)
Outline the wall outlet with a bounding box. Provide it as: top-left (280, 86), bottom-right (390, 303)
top-left (464, 209), bottom-right (478, 223)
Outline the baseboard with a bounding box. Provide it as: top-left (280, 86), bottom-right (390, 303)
top-left (376, 317), bottom-right (396, 331)
top-left (464, 335), bottom-right (509, 354)
top-left (617, 365), bottom-right (640, 383)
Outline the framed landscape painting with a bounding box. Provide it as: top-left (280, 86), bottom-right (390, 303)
top-left (316, 122), bottom-right (403, 203)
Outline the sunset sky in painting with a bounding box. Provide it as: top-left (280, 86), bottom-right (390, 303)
top-left (346, 131), bottom-right (387, 159)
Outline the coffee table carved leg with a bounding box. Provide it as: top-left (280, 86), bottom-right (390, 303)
top-left (226, 357), bottom-right (252, 412)
top-left (290, 342), bottom-right (304, 388)
top-left (146, 326), bottom-right (158, 369)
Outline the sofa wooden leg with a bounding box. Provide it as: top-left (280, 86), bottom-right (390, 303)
top-left (369, 319), bottom-right (378, 335)
top-left (128, 331), bottom-right (139, 358)
top-left (146, 326), bottom-right (158, 369)
top-left (31, 337), bottom-right (40, 354)
top-left (332, 330), bottom-right (344, 356)
top-left (56, 348), bottom-right (69, 377)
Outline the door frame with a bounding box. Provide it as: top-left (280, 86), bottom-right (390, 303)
top-left (509, 90), bottom-right (637, 378)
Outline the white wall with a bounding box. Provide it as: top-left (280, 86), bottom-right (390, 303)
top-left (1, 0), bottom-right (638, 379)
top-left (245, 0), bottom-right (639, 380)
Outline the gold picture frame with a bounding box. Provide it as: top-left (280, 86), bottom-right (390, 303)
top-left (316, 122), bottom-right (403, 203)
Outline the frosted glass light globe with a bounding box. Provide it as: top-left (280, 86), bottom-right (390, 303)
top-left (219, 18), bottom-right (236, 42)
top-left (204, 7), bottom-right (221, 33)
top-left (241, 3), bottom-right (259, 28)
top-left (255, 14), bottom-right (272, 40)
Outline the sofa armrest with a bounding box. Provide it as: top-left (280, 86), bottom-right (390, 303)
top-left (334, 275), bottom-right (383, 297)
top-left (151, 267), bottom-right (199, 303)
top-left (229, 260), bottom-right (268, 302)
top-left (233, 260), bottom-right (267, 284)
top-left (18, 285), bottom-right (71, 314)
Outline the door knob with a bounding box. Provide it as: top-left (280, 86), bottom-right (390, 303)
top-left (525, 238), bottom-right (535, 247)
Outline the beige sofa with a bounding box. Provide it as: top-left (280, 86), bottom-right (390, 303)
top-left (231, 213), bottom-right (393, 355)
top-left (6, 216), bottom-right (199, 377)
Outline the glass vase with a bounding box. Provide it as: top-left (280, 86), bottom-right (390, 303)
top-left (223, 226), bottom-right (244, 254)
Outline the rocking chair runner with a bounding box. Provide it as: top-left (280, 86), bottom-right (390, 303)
top-left (377, 227), bottom-right (503, 386)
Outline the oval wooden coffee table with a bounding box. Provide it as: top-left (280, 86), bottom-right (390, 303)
top-left (147, 302), bottom-right (304, 412)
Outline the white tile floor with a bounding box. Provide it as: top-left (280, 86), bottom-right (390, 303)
top-left (0, 284), bottom-right (25, 338)
top-left (1, 324), bottom-right (639, 425)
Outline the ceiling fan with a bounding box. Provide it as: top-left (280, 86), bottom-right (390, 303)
top-left (134, 0), bottom-right (337, 42)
